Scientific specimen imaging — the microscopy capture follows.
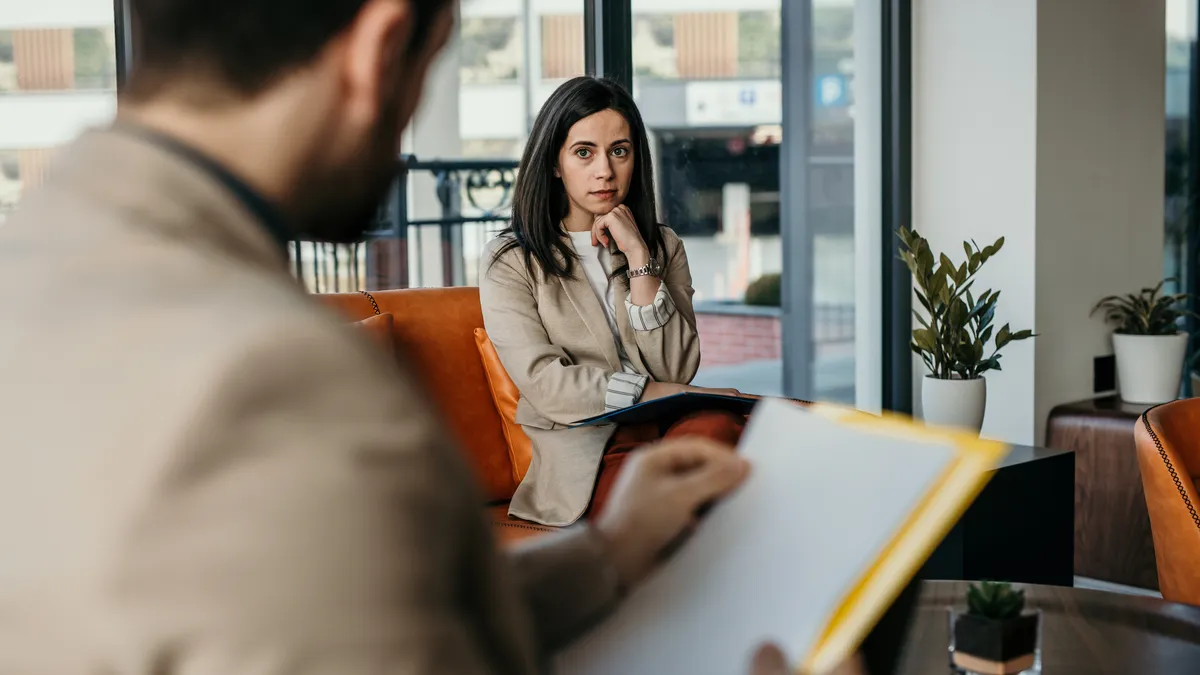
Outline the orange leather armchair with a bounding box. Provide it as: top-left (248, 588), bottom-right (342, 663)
top-left (1134, 398), bottom-right (1200, 605)
top-left (318, 288), bottom-right (554, 544)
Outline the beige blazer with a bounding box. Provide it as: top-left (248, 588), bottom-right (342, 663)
top-left (479, 229), bottom-right (701, 526)
top-left (0, 127), bottom-right (620, 675)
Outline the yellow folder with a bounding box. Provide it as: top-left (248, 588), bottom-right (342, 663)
top-left (553, 398), bottom-right (1009, 675)
top-left (799, 403), bottom-right (1008, 674)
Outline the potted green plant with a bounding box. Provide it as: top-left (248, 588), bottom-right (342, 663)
top-left (1091, 280), bottom-right (1194, 404)
top-left (951, 581), bottom-right (1039, 675)
top-left (897, 228), bottom-right (1035, 433)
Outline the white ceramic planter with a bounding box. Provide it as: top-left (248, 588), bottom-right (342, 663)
top-left (1113, 332), bottom-right (1189, 404)
top-left (922, 376), bottom-right (987, 434)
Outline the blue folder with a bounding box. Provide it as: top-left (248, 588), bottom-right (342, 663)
top-left (569, 392), bottom-right (762, 427)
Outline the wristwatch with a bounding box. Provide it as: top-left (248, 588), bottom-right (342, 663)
top-left (627, 259), bottom-right (662, 279)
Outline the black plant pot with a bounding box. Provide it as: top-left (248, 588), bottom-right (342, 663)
top-left (952, 612), bottom-right (1039, 675)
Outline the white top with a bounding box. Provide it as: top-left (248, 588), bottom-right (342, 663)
top-left (567, 231), bottom-right (638, 374)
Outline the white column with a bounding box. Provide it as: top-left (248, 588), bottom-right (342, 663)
top-left (913, 0), bottom-right (1166, 444)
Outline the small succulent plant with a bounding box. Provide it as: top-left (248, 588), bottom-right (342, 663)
top-left (966, 581), bottom-right (1026, 621)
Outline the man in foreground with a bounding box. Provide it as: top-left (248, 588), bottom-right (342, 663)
top-left (0, 1), bottom-right (865, 673)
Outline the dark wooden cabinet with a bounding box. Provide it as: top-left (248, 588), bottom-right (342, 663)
top-left (921, 445), bottom-right (1075, 587)
top-left (1047, 396), bottom-right (1159, 590)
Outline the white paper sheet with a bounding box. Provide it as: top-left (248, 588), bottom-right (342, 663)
top-left (553, 399), bottom-right (954, 675)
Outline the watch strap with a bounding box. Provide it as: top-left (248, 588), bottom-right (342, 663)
top-left (627, 261), bottom-right (660, 279)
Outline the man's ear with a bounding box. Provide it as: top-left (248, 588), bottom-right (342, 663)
top-left (340, 0), bottom-right (415, 126)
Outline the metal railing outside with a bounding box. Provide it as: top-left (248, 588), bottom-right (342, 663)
top-left (290, 155), bottom-right (519, 293)
top-left (288, 154), bottom-right (854, 347)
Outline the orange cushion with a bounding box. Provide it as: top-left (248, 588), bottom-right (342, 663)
top-left (353, 313), bottom-right (395, 356)
top-left (474, 328), bottom-right (533, 485)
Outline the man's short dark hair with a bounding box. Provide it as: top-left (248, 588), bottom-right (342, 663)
top-left (129, 0), bottom-right (452, 98)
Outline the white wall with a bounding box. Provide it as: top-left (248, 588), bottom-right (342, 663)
top-left (913, 0), bottom-right (1039, 442)
top-left (913, 0), bottom-right (1165, 445)
top-left (1033, 0), bottom-right (1165, 442)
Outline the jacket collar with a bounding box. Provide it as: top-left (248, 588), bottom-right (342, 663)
top-left (112, 122), bottom-right (294, 255)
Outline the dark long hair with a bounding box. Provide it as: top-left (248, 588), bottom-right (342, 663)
top-left (492, 76), bottom-right (664, 281)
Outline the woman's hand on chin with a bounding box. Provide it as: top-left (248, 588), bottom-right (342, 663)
top-left (592, 205), bottom-right (649, 265)
top-left (641, 382), bottom-right (743, 401)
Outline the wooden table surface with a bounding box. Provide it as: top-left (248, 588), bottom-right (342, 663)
top-left (898, 582), bottom-right (1200, 674)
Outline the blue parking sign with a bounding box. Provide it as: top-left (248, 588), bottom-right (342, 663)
top-left (815, 74), bottom-right (847, 107)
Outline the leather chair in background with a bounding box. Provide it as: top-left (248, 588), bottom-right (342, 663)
top-left (1134, 398), bottom-right (1200, 605)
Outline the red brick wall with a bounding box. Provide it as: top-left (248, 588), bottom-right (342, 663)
top-left (696, 311), bottom-right (781, 367)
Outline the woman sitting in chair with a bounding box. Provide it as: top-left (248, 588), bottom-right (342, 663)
top-left (480, 76), bottom-right (748, 527)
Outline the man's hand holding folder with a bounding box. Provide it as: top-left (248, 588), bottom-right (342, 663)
top-left (753, 647), bottom-right (866, 675)
top-left (592, 432), bottom-right (871, 675)
top-left (593, 437), bottom-right (749, 592)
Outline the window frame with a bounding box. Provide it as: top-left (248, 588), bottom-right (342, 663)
top-left (114, 0), bottom-right (133, 90)
top-left (584, 0), bottom-right (634, 91)
top-left (1186, 2), bottom-right (1200, 394)
top-left (882, 0), bottom-right (913, 413)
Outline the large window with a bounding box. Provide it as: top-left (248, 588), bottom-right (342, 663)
top-left (294, 1), bottom-right (588, 292)
top-left (296, 0), bottom-right (887, 407)
top-left (629, 3), bottom-right (786, 398)
top-left (459, 1), bottom-right (586, 160)
top-left (380, 0), bottom-right (589, 292)
top-left (0, 5), bottom-right (118, 224)
top-left (1166, 0), bottom-right (1194, 289)
top-left (631, 0), bottom-right (878, 406)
